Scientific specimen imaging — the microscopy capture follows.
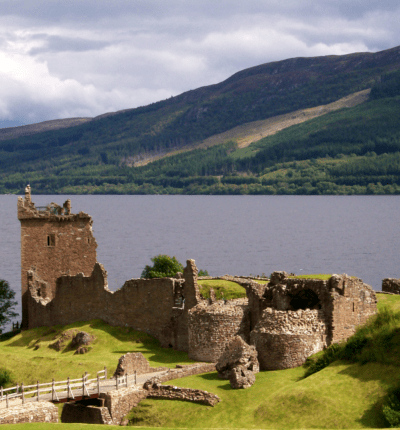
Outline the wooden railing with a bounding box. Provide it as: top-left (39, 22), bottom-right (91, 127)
top-left (0, 367), bottom-right (142, 408)
top-left (0, 367), bottom-right (111, 408)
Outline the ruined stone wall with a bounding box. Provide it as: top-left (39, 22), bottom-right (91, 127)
top-left (18, 188), bottom-right (97, 327)
top-left (156, 363), bottom-right (217, 382)
top-left (188, 299), bottom-right (250, 362)
top-left (146, 383), bottom-right (220, 406)
top-left (250, 308), bottom-right (327, 370)
top-left (328, 275), bottom-right (377, 344)
top-left (114, 352), bottom-right (168, 377)
top-left (27, 261), bottom-right (199, 351)
top-left (382, 278), bottom-right (400, 294)
top-left (100, 386), bottom-right (148, 425)
top-left (0, 401), bottom-right (58, 425)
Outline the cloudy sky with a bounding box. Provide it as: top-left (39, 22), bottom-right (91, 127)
top-left (0, 0), bottom-right (399, 127)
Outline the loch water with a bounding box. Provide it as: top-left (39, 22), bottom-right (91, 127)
top-left (1, 194), bottom-right (400, 329)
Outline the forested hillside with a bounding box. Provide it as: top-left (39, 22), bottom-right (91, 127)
top-left (1, 46), bottom-right (400, 194)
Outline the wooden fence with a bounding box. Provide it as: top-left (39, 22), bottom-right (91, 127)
top-left (0, 367), bottom-right (138, 408)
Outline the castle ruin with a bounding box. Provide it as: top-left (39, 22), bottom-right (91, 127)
top-left (18, 189), bottom-right (378, 370)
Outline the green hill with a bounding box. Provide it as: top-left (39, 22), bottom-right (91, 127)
top-left (2, 46), bottom-right (400, 194)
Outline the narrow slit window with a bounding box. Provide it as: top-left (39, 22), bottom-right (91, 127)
top-left (47, 234), bottom-right (55, 247)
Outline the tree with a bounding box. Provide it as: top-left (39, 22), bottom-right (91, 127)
top-left (141, 255), bottom-right (184, 279)
top-left (0, 280), bottom-right (18, 333)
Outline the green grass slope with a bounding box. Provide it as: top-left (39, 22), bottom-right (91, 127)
top-left (122, 294), bottom-right (400, 429)
top-left (1, 294), bottom-right (400, 429)
top-left (0, 319), bottom-right (193, 388)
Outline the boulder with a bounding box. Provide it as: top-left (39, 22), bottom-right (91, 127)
top-left (74, 346), bottom-right (90, 355)
top-left (229, 365), bottom-right (256, 389)
top-left (71, 331), bottom-right (94, 348)
top-left (216, 335), bottom-right (259, 380)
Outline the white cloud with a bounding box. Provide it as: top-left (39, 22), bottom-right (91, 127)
top-left (0, 0), bottom-right (399, 125)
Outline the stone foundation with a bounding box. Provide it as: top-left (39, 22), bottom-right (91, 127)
top-left (145, 380), bottom-right (220, 406)
top-left (0, 401), bottom-right (58, 425)
top-left (156, 363), bottom-right (217, 382)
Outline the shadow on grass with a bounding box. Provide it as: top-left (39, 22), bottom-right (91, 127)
top-left (198, 371), bottom-right (232, 390)
top-left (337, 360), bottom-right (400, 385)
top-left (356, 397), bottom-right (387, 428)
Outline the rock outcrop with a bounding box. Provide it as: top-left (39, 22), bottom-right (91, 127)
top-left (216, 336), bottom-right (259, 388)
top-left (229, 365), bottom-right (256, 389)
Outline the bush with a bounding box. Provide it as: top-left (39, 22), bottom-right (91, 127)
top-left (304, 343), bottom-right (343, 377)
top-left (0, 279), bottom-right (18, 332)
top-left (383, 388), bottom-right (400, 427)
top-left (0, 368), bottom-right (13, 387)
top-left (198, 269), bottom-right (209, 276)
top-left (141, 255), bottom-right (184, 279)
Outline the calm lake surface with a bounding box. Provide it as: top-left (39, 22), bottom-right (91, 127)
top-left (1, 194), bottom-right (399, 329)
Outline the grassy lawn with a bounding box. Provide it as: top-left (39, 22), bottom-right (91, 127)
top-left (2, 292), bottom-right (400, 429)
top-left (0, 319), bottom-right (194, 388)
top-left (126, 361), bottom-right (395, 429)
top-left (197, 279), bottom-right (247, 300)
top-left (125, 293), bottom-right (400, 429)
top-left (289, 273), bottom-right (332, 280)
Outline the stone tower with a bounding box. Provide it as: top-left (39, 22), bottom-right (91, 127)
top-left (18, 186), bottom-right (97, 327)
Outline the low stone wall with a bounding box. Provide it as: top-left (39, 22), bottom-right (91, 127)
top-left (382, 278), bottom-right (400, 294)
top-left (147, 383), bottom-right (220, 406)
top-left (157, 362), bottom-right (217, 382)
top-left (100, 386), bottom-right (148, 425)
top-left (250, 308), bottom-right (327, 370)
top-left (114, 352), bottom-right (168, 377)
top-left (61, 403), bottom-right (113, 425)
top-left (0, 401), bottom-right (58, 425)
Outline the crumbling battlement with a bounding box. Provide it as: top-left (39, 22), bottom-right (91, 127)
top-left (27, 261), bottom-right (199, 351)
top-left (382, 278), bottom-right (400, 294)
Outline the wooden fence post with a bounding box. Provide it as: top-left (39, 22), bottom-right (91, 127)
top-left (16, 383), bottom-right (19, 394)
top-left (52, 379), bottom-right (55, 401)
top-left (1, 386), bottom-right (3, 401)
top-left (67, 377), bottom-right (70, 399)
top-left (6, 393), bottom-right (8, 408)
top-left (97, 374), bottom-right (100, 395)
top-left (37, 380), bottom-right (40, 401)
top-left (21, 382), bottom-right (25, 405)
top-left (82, 374), bottom-right (85, 397)
top-left (104, 366), bottom-right (107, 380)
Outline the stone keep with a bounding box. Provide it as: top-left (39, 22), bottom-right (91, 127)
top-left (18, 185), bottom-right (97, 327)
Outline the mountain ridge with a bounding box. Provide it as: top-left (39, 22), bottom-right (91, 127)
top-left (1, 45), bottom-right (400, 194)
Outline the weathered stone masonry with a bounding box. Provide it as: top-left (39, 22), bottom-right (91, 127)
top-left (18, 185), bottom-right (97, 328)
top-left (382, 278), bottom-right (400, 294)
top-left (19, 192), bottom-right (378, 371)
